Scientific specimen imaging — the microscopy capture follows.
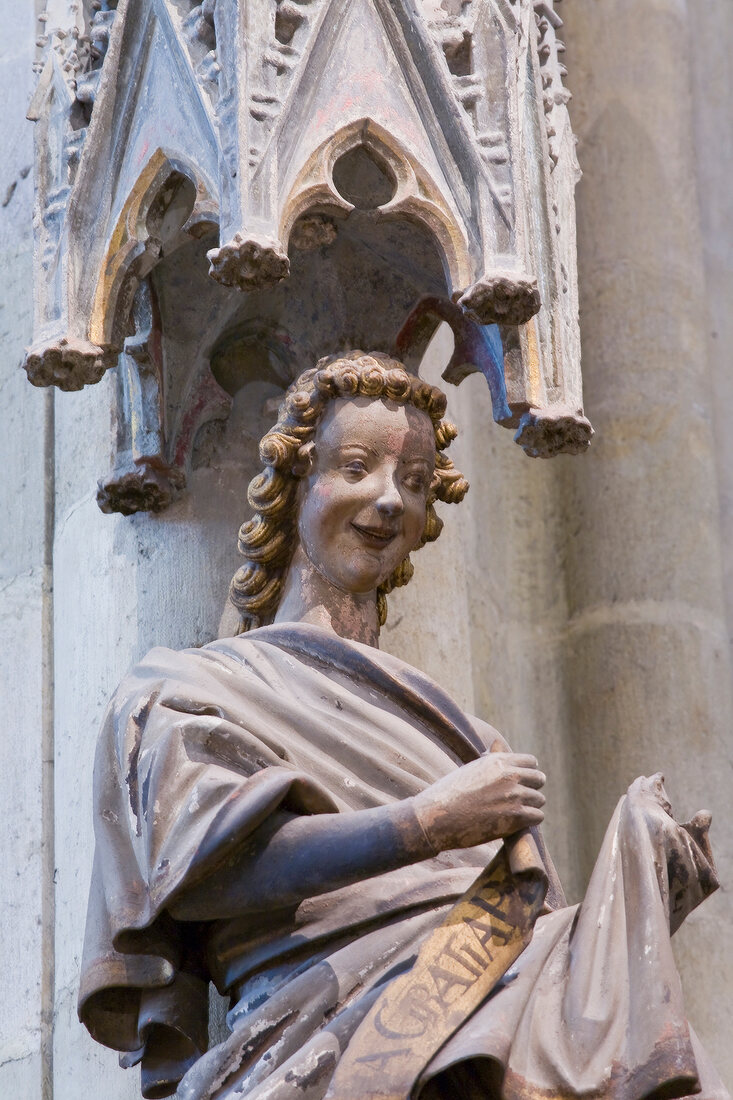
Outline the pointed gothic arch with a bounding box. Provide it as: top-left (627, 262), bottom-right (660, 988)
top-left (88, 149), bottom-right (217, 351)
top-left (278, 118), bottom-right (473, 292)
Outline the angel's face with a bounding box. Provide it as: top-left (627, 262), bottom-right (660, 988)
top-left (296, 396), bottom-right (435, 594)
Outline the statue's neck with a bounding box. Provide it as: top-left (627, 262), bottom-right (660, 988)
top-left (274, 545), bottom-right (380, 648)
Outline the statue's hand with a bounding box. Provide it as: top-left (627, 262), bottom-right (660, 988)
top-left (412, 753), bottom-right (546, 853)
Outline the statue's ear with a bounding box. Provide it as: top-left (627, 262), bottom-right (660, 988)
top-left (292, 441), bottom-right (315, 477)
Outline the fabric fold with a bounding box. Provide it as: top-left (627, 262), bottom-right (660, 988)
top-left (78, 623), bottom-right (724, 1100)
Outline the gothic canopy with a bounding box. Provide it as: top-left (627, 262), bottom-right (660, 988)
top-left (25, 0), bottom-right (591, 514)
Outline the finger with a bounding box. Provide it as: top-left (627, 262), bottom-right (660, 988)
top-left (516, 788), bottom-right (546, 808)
top-left (503, 787), bottom-right (545, 811)
top-left (514, 767), bottom-right (546, 789)
top-left (505, 753), bottom-right (539, 770)
top-left (515, 807), bottom-right (545, 827)
top-left (495, 806), bottom-right (545, 837)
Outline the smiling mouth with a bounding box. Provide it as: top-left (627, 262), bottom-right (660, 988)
top-left (351, 522), bottom-right (398, 548)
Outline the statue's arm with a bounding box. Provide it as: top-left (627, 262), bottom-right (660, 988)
top-left (167, 799), bottom-right (432, 920)
top-left (168, 751), bottom-right (545, 921)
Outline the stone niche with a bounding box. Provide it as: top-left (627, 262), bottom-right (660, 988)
top-left (24, 0), bottom-right (591, 517)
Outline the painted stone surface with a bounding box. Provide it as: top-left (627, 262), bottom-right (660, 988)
top-left (79, 357), bottom-right (725, 1098)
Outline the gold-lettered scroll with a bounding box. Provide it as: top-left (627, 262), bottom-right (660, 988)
top-left (326, 830), bottom-right (548, 1100)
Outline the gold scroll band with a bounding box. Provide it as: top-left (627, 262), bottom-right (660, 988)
top-left (326, 830), bottom-right (548, 1100)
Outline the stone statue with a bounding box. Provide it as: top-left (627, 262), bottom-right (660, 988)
top-left (79, 353), bottom-right (727, 1100)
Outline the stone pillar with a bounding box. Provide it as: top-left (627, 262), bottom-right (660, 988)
top-left (688, 1), bottom-right (733, 677)
top-left (561, 0), bottom-right (733, 1083)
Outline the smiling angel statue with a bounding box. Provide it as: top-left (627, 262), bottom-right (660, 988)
top-left (79, 352), bottom-right (728, 1100)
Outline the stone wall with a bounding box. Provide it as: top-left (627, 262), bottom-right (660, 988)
top-left (2, 2), bottom-right (732, 1097)
top-left (0, 7), bottom-right (50, 1096)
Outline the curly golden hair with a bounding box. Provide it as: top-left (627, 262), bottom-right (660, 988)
top-left (229, 351), bottom-right (469, 632)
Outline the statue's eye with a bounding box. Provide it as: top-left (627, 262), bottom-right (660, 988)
top-left (403, 472), bottom-right (428, 492)
top-left (343, 459), bottom-right (368, 475)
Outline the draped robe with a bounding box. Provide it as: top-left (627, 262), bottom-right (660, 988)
top-left (78, 623), bottom-right (728, 1100)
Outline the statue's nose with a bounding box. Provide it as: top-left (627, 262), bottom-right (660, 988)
top-left (376, 477), bottom-right (404, 517)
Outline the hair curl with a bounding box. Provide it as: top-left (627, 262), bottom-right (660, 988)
top-left (229, 351), bottom-right (469, 632)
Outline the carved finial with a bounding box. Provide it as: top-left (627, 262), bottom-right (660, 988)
top-left (289, 214), bottom-right (338, 252)
top-left (207, 233), bottom-right (290, 291)
top-left (514, 406), bottom-right (593, 458)
top-left (97, 462), bottom-right (185, 516)
top-left (23, 336), bottom-right (117, 391)
top-left (457, 273), bottom-right (541, 327)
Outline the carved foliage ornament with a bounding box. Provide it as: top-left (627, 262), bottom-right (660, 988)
top-left (24, 0), bottom-right (592, 515)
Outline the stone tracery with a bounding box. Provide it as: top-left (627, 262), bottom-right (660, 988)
top-left (24, 0), bottom-right (593, 515)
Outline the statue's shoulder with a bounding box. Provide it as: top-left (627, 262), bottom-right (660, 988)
top-left (111, 625), bottom-right (329, 712)
top-left (108, 635), bottom-right (255, 713)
